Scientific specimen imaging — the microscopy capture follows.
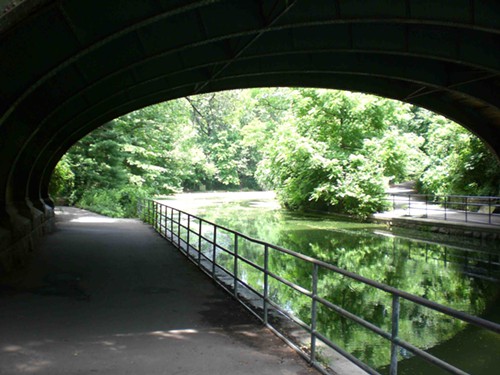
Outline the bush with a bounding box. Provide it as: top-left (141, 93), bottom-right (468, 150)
top-left (257, 126), bottom-right (390, 220)
top-left (77, 187), bottom-right (151, 218)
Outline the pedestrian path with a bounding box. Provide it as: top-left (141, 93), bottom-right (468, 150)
top-left (0, 207), bottom-right (317, 375)
top-left (375, 184), bottom-right (500, 228)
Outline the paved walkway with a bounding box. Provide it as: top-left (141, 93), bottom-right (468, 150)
top-left (0, 207), bottom-right (317, 375)
top-left (375, 197), bottom-right (500, 226)
top-left (374, 191), bottom-right (500, 231)
top-left (377, 183), bottom-right (500, 227)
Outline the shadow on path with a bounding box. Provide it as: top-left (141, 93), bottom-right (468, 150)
top-left (0, 207), bottom-right (316, 375)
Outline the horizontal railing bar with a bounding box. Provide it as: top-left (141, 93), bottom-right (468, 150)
top-left (411, 253), bottom-right (499, 266)
top-left (275, 257), bottom-right (500, 333)
top-left (462, 272), bottom-right (499, 283)
top-left (214, 243), bottom-right (234, 254)
top-left (267, 271), bottom-right (313, 297)
top-left (155, 204), bottom-right (275, 245)
top-left (315, 294), bottom-right (468, 374)
top-left (215, 245), bottom-right (235, 257)
top-left (439, 255), bottom-right (499, 265)
top-left (316, 295), bottom-right (391, 340)
top-left (235, 254), bottom-right (265, 273)
top-left (142, 199), bottom-right (500, 375)
top-left (359, 230), bottom-right (497, 256)
top-left (151, 199), bottom-right (500, 334)
top-left (386, 193), bottom-right (500, 200)
top-left (200, 234), bottom-right (214, 243)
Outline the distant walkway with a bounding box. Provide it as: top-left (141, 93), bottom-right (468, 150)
top-left (0, 207), bottom-right (316, 375)
top-left (374, 201), bottom-right (500, 226)
top-left (374, 183), bottom-right (500, 229)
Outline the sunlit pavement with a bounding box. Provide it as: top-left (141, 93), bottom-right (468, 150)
top-left (375, 191), bottom-right (500, 227)
top-left (0, 207), bottom-right (317, 375)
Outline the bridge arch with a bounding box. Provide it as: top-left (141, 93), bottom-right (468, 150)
top-left (0, 0), bottom-right (499, 269)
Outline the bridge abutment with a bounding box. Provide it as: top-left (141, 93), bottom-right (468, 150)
top-left (0, 198), bottom-right (54, 276)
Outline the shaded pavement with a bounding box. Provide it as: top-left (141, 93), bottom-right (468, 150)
top-left (0, 207), bottom-right (317, 375)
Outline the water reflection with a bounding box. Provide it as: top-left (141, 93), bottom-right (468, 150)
top-left (160, 193), bottom-right (500, 373)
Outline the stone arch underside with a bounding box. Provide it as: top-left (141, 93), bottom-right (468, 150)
top-left (0, 0), bottom-right (498, 271)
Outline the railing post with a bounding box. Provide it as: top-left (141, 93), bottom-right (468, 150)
top-left (159, 203), bottom-right (162, 231)
top-left (187, 214), bottom-right (191, 256)
top-left (177, 210), bottom-right (181, 248)
top-left (198, 219), bottom-right (202, 266)
top-left (264, 244), bottom-right (269, 325)
top-left (233, 234), bottom-right (239, 298)
top-left (425, 194), bottom-right (428, 218)
top-left (408, 195), bottom-right (411, 217)
top-left (489, 198), bottom-right (492, 225)
top-left (154, 201), bottom-right (158, 231)
top-left (147, 200), bottom-right (151, 224)
top-left (161, 205), bottom-right (165, 237)
top-left (164, 207), bottom-right (167, 237)
top-left (390, 294), bottom-right (400, 375)
top-left (444, 196), bottom-right (447, 221)
top-left (392, 194), bottom-right (395, 211)
top-left (465, 196), bottom-right (468, 223)
top-left (162, 205), bottom-right (166, 234)
top-left (157, 204), bottom-right (161, 234)
top-left (212, 225), bottom-right (217, 278)
top-left (151, 200), bottom-right (154, 226)
top-left (170, 207), bottom-right (174, 240)
top-left (158, 203), bottom-right (162, 232)
top-left (310, 263), bottom-right (319, 364)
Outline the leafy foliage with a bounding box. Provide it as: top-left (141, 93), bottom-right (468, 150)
top-left (256, 89), bottom-right (425, 218)
top-left (49, 155), bottom-right (75, 200)
top-left (418, 116), bottom-right (500, 196)
top-left (51, 88), bottom-right (499, 218)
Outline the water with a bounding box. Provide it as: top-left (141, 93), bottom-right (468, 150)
top-left (160, 192), bottom-right (500, 374)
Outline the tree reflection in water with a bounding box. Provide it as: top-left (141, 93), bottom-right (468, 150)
top-left (167, 195), bottom-right (500, 373)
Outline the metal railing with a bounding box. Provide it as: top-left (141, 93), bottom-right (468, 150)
top-left (138, 199), bottom-right (500, 375)
top-left (385, 194), bottom-right (500, 226)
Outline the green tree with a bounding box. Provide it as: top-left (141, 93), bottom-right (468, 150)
top-left (185, 90), bottom-right (269, 188)
top-left (257, 89), bottom-right (423, 218)
top-left (48, 155), bottom-right (75, 201)
top-left (419, 117), bottom-right (500, 196)
top-left (50, 88), bottom-right (500, 218)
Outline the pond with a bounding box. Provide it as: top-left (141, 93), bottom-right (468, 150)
top-left (159, 191), bottom-right (500, 375)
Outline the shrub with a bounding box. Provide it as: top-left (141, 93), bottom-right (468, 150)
top-left (77, 187), bottom-right (151, 218)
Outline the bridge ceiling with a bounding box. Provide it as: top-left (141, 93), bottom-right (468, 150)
top-left (0, 0), bottom-right (499, 202)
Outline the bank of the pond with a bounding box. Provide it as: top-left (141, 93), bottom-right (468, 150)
top-left (158, 191), bottom-right (500, 375)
